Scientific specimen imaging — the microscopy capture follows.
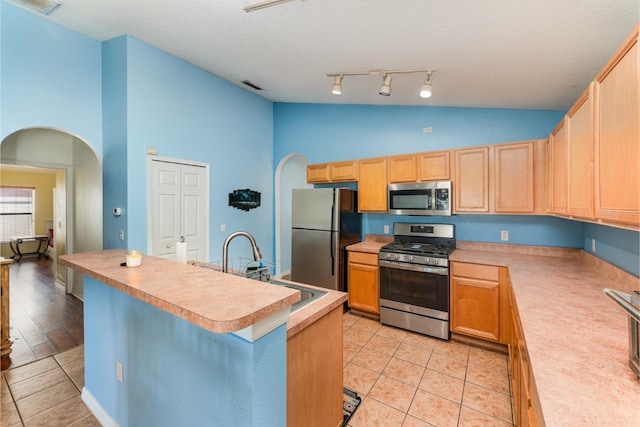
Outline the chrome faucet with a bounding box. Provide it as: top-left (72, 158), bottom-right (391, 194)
top-left (222, 231), bottom-right (262, 273)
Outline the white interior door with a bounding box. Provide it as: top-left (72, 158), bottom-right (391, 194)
top-left (180, 164), bottom-right (207, 261)
top-left (149, 158), bottom-right (209, 262)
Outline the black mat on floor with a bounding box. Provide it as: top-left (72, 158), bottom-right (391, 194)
top-left (343, 387), bottom-right (361, 426)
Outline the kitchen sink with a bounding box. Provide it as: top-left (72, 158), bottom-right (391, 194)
top-left (270, 280), bottom-right (328, 313)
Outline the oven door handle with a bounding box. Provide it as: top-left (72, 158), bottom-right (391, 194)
top-left (604, 289), bottom-right (640, 322)
top-left (379, 260), bottom-right (449, 275)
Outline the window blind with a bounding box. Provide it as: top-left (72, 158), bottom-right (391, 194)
top-left (0, 187), bottom-right (35, 241)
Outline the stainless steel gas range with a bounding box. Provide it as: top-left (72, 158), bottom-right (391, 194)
top-left (378, 223), bottom-right (455, 340)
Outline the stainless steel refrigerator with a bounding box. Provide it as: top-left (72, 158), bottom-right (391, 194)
top-left (291, 188), bottom-right (362, 291)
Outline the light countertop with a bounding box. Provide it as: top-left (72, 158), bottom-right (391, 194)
top-left (346, 235), bottom-right (393, 253)
top-left (59, 249), bottom-right (345, 336)
top-left (450, 242), bottom-right (640, 426)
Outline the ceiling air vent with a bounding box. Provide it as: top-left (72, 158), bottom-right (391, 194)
top-left (11, 0), bottom-right (61, 15)
top-left (241, 80), bottom-right (263, 91)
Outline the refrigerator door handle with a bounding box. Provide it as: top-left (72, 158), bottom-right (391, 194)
top-left (330, 196), bottom-right (336, 275)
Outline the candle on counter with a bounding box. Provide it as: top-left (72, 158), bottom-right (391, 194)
top-left (126, 250), bottom-right (142, 267)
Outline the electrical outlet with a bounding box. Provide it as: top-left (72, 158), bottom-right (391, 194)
top-left (592, 239), bottom-right (596, 252)
top-left (500, 230), bottom-right (509, 241)
top-left (384, 225), bottom-right (390, 234)
top-left (116, 361), bottom-right (124, 383)
top-left (119, 230), bottom-right (125, 241)
top-left (423, 127), bottom-right (433, 133)
top-left (220, 224), bottom-right (226, 232)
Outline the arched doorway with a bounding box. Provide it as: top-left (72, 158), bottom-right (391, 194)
top-left (274, 153), bottom-right (312, 278)
top-left (0, 127), bottom-right (102, 299)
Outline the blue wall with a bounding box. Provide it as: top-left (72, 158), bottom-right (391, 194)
top-left (0, 2), bottom-right (102, 149)
top-left (103, 35), bottom-right (275, 261)
top-left (84, 276), bottom-right (287, 426)
top-left (582, 223), bottom-right (639, 276)
top-left (273, 103), bottom-right (564, 164)
top-left (365, 214), bottom-right (583, 247)
top-left (102, 36), bottom-right (129, 250)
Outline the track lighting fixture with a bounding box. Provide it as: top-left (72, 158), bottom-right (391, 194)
top-left (331, 76), bottom-right (343, 95)
top-left (420, 72), bottom-right (433, 98)
top-left (379, 75), bottom-right (392, 96)
top-left (327, 68), bottom-right (437, 98)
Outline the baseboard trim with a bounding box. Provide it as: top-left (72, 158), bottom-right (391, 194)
top-left (451, 332), bottom-right (508, 354)
top-left (81, 387), bottom-right (118, 427)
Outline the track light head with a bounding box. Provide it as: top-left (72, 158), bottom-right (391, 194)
top-left (331, 76), bottom-right (342, 95)
top-left (379, 75), bottom-right (392, 96)
top-left (420, 73), bottom-right (433, 98)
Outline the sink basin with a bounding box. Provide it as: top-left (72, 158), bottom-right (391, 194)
top-left (270, 280), bottom-right (328, 312)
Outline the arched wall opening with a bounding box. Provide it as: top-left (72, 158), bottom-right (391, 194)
top-left (0, 127), bottom-right (103, 299)
top-left (274, 153), bottom-right (312, 278)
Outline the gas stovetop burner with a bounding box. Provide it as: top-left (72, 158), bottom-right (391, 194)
top-left (382, 241), bottom-right (455, 257)
top-left (379, 223), bottom-right (456, 267)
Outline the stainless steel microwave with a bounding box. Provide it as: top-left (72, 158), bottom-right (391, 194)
top-left (388, 181), bottom-right (452, 216)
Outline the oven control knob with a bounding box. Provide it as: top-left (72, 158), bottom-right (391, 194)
top-left (409, 256), bottom-right (414, 262)
top-left (392, 254), bottom-right (399, 261)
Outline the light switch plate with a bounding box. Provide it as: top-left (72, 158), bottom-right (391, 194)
top-left (500, 230), bottom-right (509, 241)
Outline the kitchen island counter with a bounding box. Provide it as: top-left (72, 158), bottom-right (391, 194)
top-left (60, 249), bottom-right (301, 334)
top-left (60, 249), bottom-right (351, 426)
top-left (450, 242), bottom-right (640, 426)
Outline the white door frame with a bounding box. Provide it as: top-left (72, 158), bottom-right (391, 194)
top-left (146, 155), bottom-right (210, 262)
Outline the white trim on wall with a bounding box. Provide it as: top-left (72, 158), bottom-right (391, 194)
top-left (274, 153), bottom-right (311, 278)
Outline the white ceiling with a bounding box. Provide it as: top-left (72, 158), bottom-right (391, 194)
top-left (10, 0), bottom-right (640, 110)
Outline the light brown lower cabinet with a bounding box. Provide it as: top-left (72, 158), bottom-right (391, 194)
top-left (348, 251), bottom-right (380, 314)
top-left (509, 286), bottom-right (544, 427)
top-left (287, 306), bottom-right (343, 427)
top-left (450, 262), bottom-right (509, 344)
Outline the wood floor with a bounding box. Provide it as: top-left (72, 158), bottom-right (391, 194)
top-left (6, 257), bottom-right (84, 369)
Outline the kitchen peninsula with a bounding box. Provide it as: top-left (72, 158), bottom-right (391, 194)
top-left (59, 249), bottom-right (347, 427)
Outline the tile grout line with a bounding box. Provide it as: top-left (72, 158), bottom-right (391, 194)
top-left (2, 371), bottom-right (26, 427)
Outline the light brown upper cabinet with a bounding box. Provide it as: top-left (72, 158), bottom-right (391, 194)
top-left (358, 157), bottom-right (388, 212)
top-left (454, 146), bottom-right (490, 213)
top-left (307, 163), bottom-right (331, 183)
top-left (307, 160), bottom-right (358, 183)
top-left (389, 151), bottom-right (451, 183)
top-left (455, 141), bottom-right (545, 214)
top-left (566, 84), bottom-right (595, 219)
top-left (419, 151), bottom-right (451, 181)
top-left (388, 154), bottom-right (418, 183)
top-left (329, 160), bottom-right (358, 182)
top-left (594, 25), bottom-right (639, 226)
top-left (494, 142), bottom-right (535, 213)
top-left (549, 121), bottom-right (568, 215)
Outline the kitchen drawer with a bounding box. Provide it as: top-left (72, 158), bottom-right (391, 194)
top-left (348, 251), bottom-right (378, 266)
top-left (452, 262), bottom-right (499, 281)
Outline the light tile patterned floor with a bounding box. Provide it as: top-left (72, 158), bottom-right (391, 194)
top-left (343, 312), bottom-right (514, 427)
top-left (1, 345), bottom-right (99, 426)
top-left (2, 313), bottom-right (513, 426)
